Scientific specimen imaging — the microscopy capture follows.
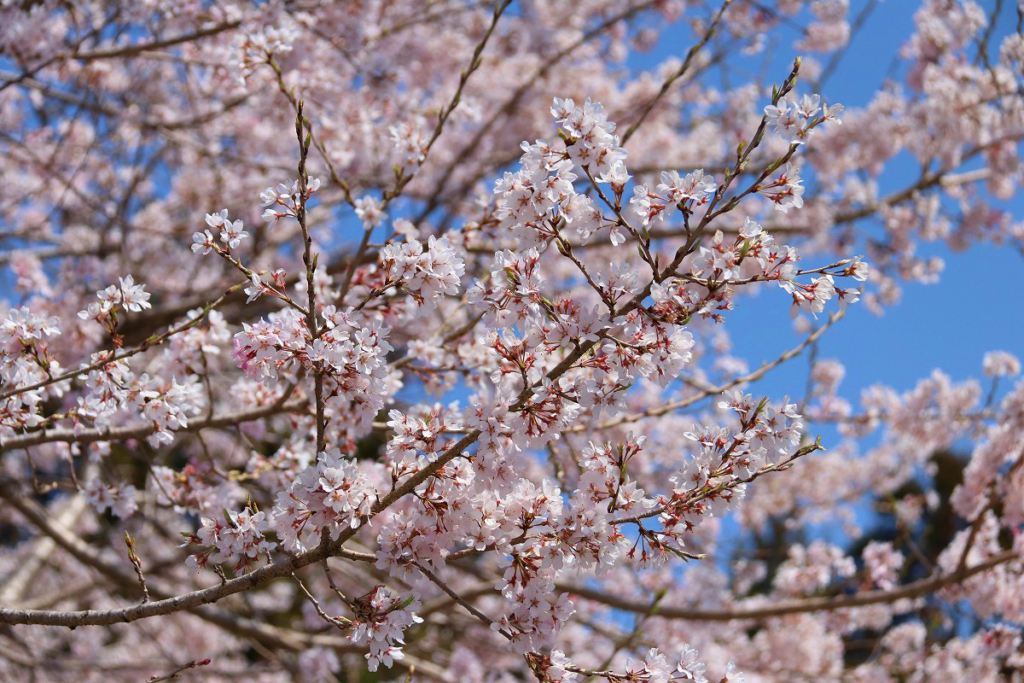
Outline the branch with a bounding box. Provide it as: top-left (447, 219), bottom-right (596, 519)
top-left (413, 562), bottom-right (510, 639)
top-left (146, 658), bottom-right (212, 683)
top-left (0, 398), bottom-right (306, 451)
top-left (0, 287), bottom-right (240, 403)
top-left (557, 550), bottom-right (1017, 621)
top-left (571, 308), bottom-right (845, 433)
top-left (293, 100), bottom-right (327, 453)
top-left (619, 0), bottom-right (732, 144)
top-left (70, 22), bottom-right (242, 62)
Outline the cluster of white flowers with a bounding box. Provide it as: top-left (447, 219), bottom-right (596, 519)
top-left (542, 650), bottom-right (578, 682)
top-left (83, 477), bottom-right (138, 518)
top-left (650, 219), bottom-right (806, 323)
top-left (353, 195), bottom-right (385, 230)
top-left (76, 359), bottom-right (204, 446)
top-left (551, 97), bottom-right (627, 177)
top-left (494, 552), bottom-right (577, 654)
top-left (348, 586), bottom-right (423, 672)
top-left (575, 436), bottom-right (655, 516)
top-left (493, 142), bottom-right (581, 246)
top-left (271, 448), bottom-right (376, 552)
top-left (765, 93), bottom-right (843, 145)
top-left (107, 275), bottom-right (151, 312)
top-left (0, 307), bottom-right (62, 431)
top-left (192, 209), bottom-right (249, 253)
top-left (982, 350), bottom-right (1021, 377)
top-left (758, 163), bottom-right (805, 212)
top-left (629, 169), bottom-right (717, 227)
top-left (493, 98), bottom-right (632, 248)
top-left (615, 646), bottom-right (723, 683)
top-left (210, 209), bottom-right (249, 249)
top-left (310, 306), bottom-right (396, 433)
top-left (380, 234), bottom-right (465, 304)
top-left (718, 389), bottom-right (805, 465)
top-left (78, 276), bottom-right (152, 324)
top-left (184, 505), bottom-right (275, 573)
top-left (781, 273), bottom-right (859, 317)
top-left (232, 308), bottom-right (310, 385)
top-left (2, 306), bottom-right (60, 344)
top-left (468, 248), bottom-right (548, 328)
top-left (260, 177), bottom-right (322, 222)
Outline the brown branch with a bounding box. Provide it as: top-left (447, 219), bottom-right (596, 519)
top-left (557, 550), bottom-right (1017, 621)
top-left (619, 0), bottom-right (732, 144)
top-left (293, 101), bottom-right (327, 453)
top-left (0, 287), bottom-right (241, 403)
top-left (146, 658), bottom-right (212, 683)
top-left (570, 308), bottom-right (845, 433)
top-left (70, 22), bottom-right (242, 62)
top-left (123, 531), bottom-right (150, 604)
top-left (0, 398), bottom-right (306, 451)
top-left (413, 562), bottom-right (510, 639)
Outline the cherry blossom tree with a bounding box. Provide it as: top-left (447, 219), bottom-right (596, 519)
top-left (0, 0), bottom-right (1022, 681)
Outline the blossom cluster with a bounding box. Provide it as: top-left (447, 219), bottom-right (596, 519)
top-left (183, 504), bottom-right (275, 573)
top-left (765, 93), bottom-right (843, 145)
top-left (380, 235), bottom-right (466, 305)
top-left (271, 448), bottom-right (376, 551)
top-left (348, 586), bottom-right (423, 671)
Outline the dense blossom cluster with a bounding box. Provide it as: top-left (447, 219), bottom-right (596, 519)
top-left (0, 1), bottom-right (1022, 682)
top-left (184, 504), bottom-right (275, 573)
top-left (380, 235), bottom-right (466, 305)
top-left (272, 448), bottom-right (376, 550)
top-left (348, 586), bottom-right (423, 671)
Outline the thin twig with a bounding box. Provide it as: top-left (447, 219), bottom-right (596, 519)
top-left (620, 0), bottom-right (733, 144)
top-left (147, 658), bottom-right (212, 683)
top-left (124, 532), bottom-right (151, 604)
